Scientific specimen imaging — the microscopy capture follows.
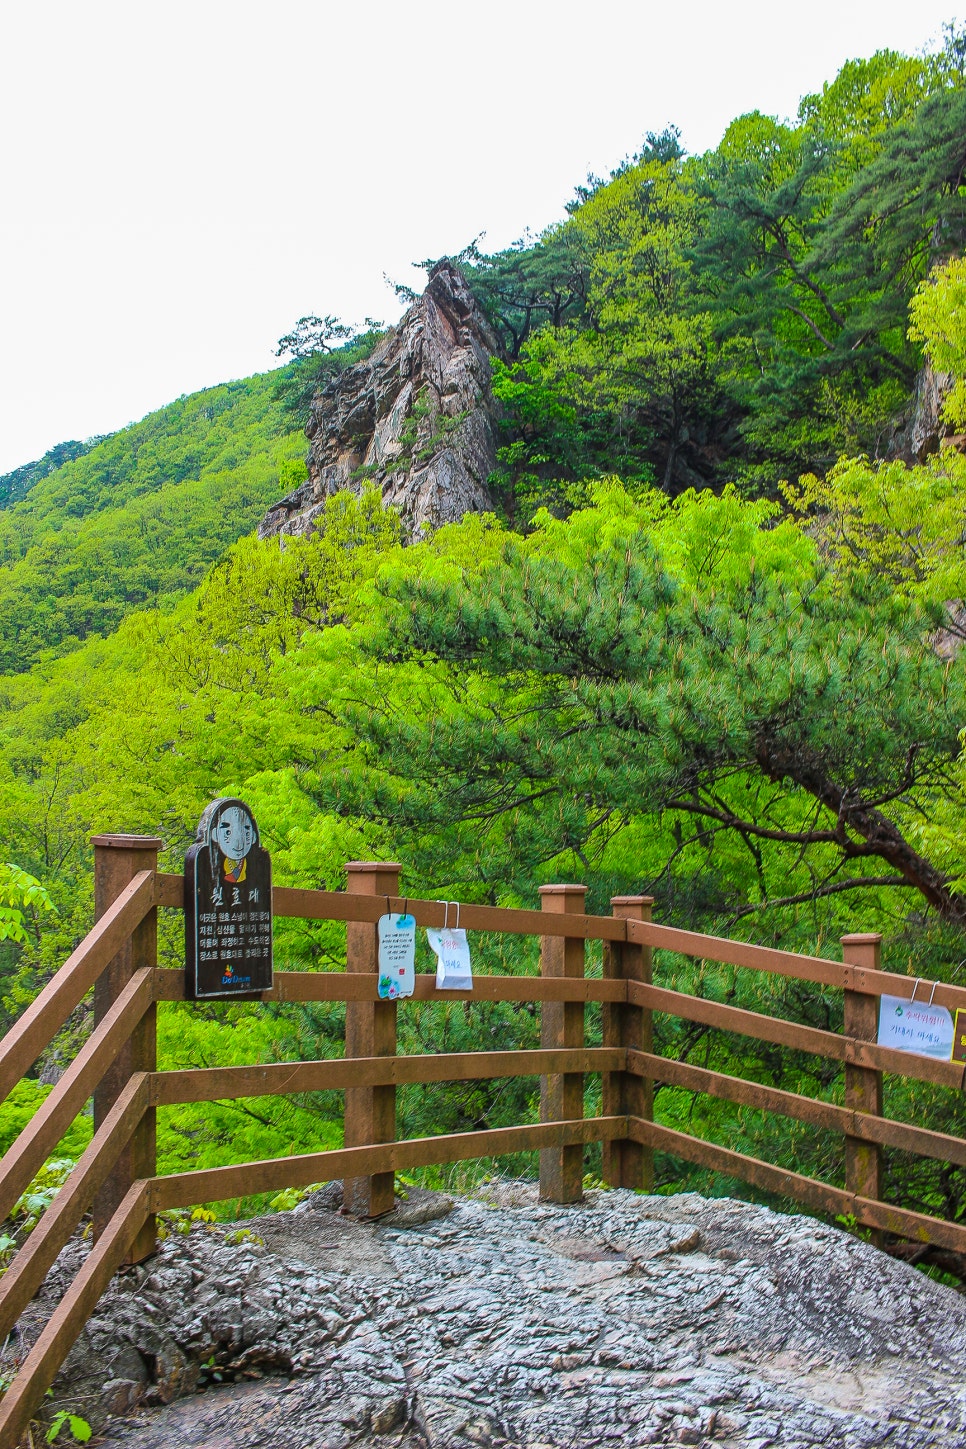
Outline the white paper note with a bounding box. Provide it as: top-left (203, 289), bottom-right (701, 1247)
top-left (377, 913), bottom-right (416, 999)
top-left (426, 926), bottom-right (473, 990)
top-left (877, 994), bottom-right (954, 1060)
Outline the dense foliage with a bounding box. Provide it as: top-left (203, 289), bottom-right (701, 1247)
top-left (0, 371), bottom-right (308, 672)
top-left (4, 34), bottom-right (966, 1243)
top-left (462, 34), bottom-right (966, 502)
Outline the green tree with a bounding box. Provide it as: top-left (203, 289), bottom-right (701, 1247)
top-left (909, 255), bottom-right (966, 431)
top-left (314, 485), bottom-right (966, 928)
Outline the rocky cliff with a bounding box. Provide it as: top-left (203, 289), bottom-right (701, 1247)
top-left (259, 262), bottom-right (503, 541)
top-left (26, 1183), bottom-right (966, 1449)
top-left (887, 363), bottom-right (962, 463)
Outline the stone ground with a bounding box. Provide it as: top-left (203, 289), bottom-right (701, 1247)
top-left (13, 1182), bottom-right (966, 1448)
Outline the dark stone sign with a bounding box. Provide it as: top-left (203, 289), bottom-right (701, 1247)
top-left (185, 798), bottom-right (273, 999)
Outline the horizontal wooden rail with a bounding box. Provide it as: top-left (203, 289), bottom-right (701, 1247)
top-left (627, 918), bottom-right (966, 1014)
top-left (150, 1048), bottom-right (624, 1106)
top-left (149, 1115), bottom-right (626, 1211)
top-left (629, 981), bottom-right (966, 1090)
top-left (0, 870), bottom-right (156, 1106)
top-left (155, 874), bottom-right (629, 942)
top-left (630, 1051), bottom-right (966, 1167)
top-left (0, 968), bottom-right (155, 1224)
top-left (0, 1074), bottom-right (149, 1345)
top-left (629, 1117), bottom-right (966, 1257)
top-left (152, 967), bottom-right (626, 1005)
top-left (0, 1180), bottom-right (151, 1449)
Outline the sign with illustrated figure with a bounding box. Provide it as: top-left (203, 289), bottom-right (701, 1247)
top-left (185, 798), bottom-right (273, 999)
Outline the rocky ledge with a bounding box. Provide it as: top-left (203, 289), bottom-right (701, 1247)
top-left (19, 1183), bottom-right (966, 1449)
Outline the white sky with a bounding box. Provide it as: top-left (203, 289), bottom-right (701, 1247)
top-left (0, 0), bottom-right (959, 474)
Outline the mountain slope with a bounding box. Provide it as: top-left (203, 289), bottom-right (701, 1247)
top-left (0, 369), bottom-right (306, 673)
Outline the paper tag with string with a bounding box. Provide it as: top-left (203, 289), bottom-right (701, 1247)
top-left (377, 912), bottom-right (416, 999)
top-left (427, 901), bottom-right (473, 990)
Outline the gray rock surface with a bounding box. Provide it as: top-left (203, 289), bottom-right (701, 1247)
top-left (887, 363), bottom-right (958, 463)
top-left (259, 261), bottom-right (503, 541)
top-left (18, 1183), bottom-right (966, 1448)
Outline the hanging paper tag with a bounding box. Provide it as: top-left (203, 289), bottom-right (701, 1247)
top-left (427, 927), bottom-right (473, 990)
top-left (377, 913), bottom-right (416, 999)
top-left (877, 993), bottom-right (954, 1060)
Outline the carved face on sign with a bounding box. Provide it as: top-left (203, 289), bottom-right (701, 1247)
top-left (185, 796), bottom-right (273, 1000)
top-left (215, 806), bottom-right (255, 865)
top-left (198, 799), bottom-right (260, 885)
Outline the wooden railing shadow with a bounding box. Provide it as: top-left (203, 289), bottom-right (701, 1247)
top-left (0, 835), bottom-right (965, 1442)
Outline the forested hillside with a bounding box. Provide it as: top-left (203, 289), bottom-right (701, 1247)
top-left (3, 33), bottom-right (966, 1239)
top-left (0, 371), bottom-right (308, 671)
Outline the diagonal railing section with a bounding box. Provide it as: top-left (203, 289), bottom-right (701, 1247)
top-left (0, 868), bottom-right (157, 1105)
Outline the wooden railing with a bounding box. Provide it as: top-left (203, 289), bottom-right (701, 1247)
top-left (0, 835), bottom-right (965, 1442)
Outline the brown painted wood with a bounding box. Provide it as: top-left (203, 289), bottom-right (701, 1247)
top-left (0, 968), bottom-right (154, 1225)
top-left (539, 884), bottom-right (587, 1204)
top-left (156, 874), bottom-right (630, 940)
top-left (0, 869), bottom-right (156, 1105)
top-left (627, 979), bottom-right (966, 1088)
top-left (629, 1117), bottom-right (966, 1257)
top-left (0, 1073), bottom-right (149, 1345)
top-left (157, 868), bottom-right (966, 1014)
top-left (0, 1179), bottom-right (150, 1449)
top-left (840, 963), bottom-right (966, 1014)
top-left (343, 862), bottom-right (400, 1217)
top-left (92, 836), bottom-right (159, 1261)
top-left (149, 1115), bottom-right (628, 1212)
top-left (603, 896), bottom-right (653, 1191)
top-left (625, 917), bottom-right (849, 987)
top-left (624, 916), bottom-right (966, 1016)
top-left (630, 1115), bottom-right (852, 1216)
top-left (628, 1049), bottom-right (966, 1166)
top-left (842, 934), bottom-right (883, 1241)
top-left (630, 979), bottom-right (847, 1057)
top-left (629, 1051), bottom-right (853, 1134)
top-left (152, 968), bottom-right (627, 1004)
top-left (151, 1048), bottom-right (625, 1105)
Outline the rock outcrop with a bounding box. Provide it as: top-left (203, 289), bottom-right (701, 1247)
top-left (22, 1183), bottom-right (966, 1449)
top-left (887, 363), bottom-right (958, 463)
top-left (259, 262), bottom-right (503, 541)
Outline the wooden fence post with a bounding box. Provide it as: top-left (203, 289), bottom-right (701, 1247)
top-left (603, 894), bottom-right (654, 1191)
top-left (91, 833), bottom-right (161, 1262)
top-left (539, 883), bottom-right (586, 1204)
top-left (344, 861), bottom-right (400, 1218)
top-left (841, 932), bottom-right (883, 1229)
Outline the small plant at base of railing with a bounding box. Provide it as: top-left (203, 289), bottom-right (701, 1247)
top-left (12, 1159), bottom-right (75, 1235)
top-left (222, 1227), bottom-right (264, 1247)
top-left (267, 1183), bottom-right (325, 1213)
top-left (156, 1206), bottom-right (218, 1241)
top-left (45, 1409), bottom-right (92, 1444)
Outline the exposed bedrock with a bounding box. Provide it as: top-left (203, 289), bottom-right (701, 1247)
top-left (19, 1183), bottom-right (966, 1449)
top-left (259, 261), bottom-right (503, 542)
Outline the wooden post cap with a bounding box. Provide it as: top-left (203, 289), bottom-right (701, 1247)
top-left (90, 835), bottom-right (164, 850)
top-left (610, 895), bottom-right (655, 906)
top-left (538, 884), bottom-right (587, 895)
top-left (840, 933), bottom-right (883, 946)
top-left (345, 861), bottom-right (403, 873)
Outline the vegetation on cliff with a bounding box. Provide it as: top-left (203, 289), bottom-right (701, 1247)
top-left (2, 33), bottom-right (966, 1230)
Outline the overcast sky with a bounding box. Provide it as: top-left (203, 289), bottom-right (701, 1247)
top-left (0, 1), bottom-right (959, 474)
